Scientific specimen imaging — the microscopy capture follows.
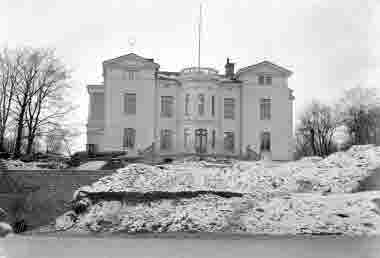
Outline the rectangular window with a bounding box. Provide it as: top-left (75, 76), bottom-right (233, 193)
top-left (198, 94), bottom-right (205, 116)
top-left (260, 132), bottom-right (271, 151)
top-left (184, 128), bottom-right (191, 148)
top-left (224, 132), bottom-right (234, 153)
top-left (224, 98), bottom-right (235, 119)
top-left (161, 96), bottom-right (174, 118)
top-left (260, 98), bottom-right (271, 120)
top-left (90, 93), bottom-right (104, 120)
top-left (124, 93), bottom-right (136, 115)
top-left (211, 95), bottom-right (215, 117)
top-left (265, 76), bottom-right (272, 85)
top-left (185, 94), bottom-right (190, 115)
top-left (258, 75), bottom-right (265, 85)
top-left (123, 128), bottom-right (136, 148)
top-left (160, 129), bottom-right (173, 150)
top-left (258, 75), bottom-right (272, 85)
top-left (87, 144), bottom-right (98, 154)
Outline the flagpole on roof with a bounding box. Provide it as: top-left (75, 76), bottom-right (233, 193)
top-left (198, 3), bottom-right (202, 72)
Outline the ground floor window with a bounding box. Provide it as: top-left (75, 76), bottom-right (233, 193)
top-left (123, 128), bottom-right (136, 149)
top-left (224, 132), bottom-right (235, 153)
top-left (87, 144), bottom-right (98, 154)
top-left (195, 128), bottom-right (207, 154)
top-left (161, 129), bottom-right (173, 150)
top-left (260, 131), bottom-right (271, 151)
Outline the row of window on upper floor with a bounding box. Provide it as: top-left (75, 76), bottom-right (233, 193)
top-left (123, 93), bottom-right (272, 120)
top-left (110, 70), bottom-right (273, 86)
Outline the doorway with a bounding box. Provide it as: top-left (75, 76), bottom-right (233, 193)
top-left (260, 131), bottom-right (271, 160)
top-left (195, 129), bottom-right (208, 154)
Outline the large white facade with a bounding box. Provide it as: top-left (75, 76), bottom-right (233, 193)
top-left (87, 53), bottom-right (295, 160)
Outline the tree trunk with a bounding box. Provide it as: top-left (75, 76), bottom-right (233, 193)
top-left (13, 107), bottom-right (27, 158)
top-left (26, 134), bottom-right (34, 155)
top-left (0, 128), bottom-right (5, 152)
top-left (310, 129), bottom-right (317, 156)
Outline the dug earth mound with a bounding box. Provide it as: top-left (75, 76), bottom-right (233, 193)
top-left (53, 145), bottom-right (380, 236)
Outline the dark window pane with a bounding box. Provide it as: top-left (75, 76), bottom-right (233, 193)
top-left (224, 132), bottom-right (234, 152)
top-left (161, 96), bottom-right (174, 117)
top-left (224, 98), bottom-right (235, 119)
top-left (123, 128), bottom-right (136, 148)
top-left (124, 93), bottom-right (136, 115)
top-left (258, 75), bottom-right (265, 85)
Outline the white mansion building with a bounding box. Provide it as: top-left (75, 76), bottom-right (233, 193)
top-left (87, 53), bottom-right (295, 160)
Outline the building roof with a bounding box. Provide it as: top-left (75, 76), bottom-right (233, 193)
top-left (236, 60), bottom-right (293, 77)
top-left (103, 53), bottom-right (160, 68)
top-left (158, 71), bottom-right (180, 76)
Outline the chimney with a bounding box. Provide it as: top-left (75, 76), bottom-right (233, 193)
top-left (225, 58), bottom-right (235, 79)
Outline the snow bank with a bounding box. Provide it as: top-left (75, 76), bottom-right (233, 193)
top-left (75, 161), bottom-right (107, 170)
top-left (5, 160), bottom-right (43, 170)
top-left (54, 145), bottom-right (380, 236)
top-left (76, 145), bottom-right (380, 196)
top-left (56, 191), bottom-right (380, 235)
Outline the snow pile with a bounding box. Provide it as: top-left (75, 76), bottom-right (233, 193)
top-left (5, 160), bottom-right (42, 170)
top-left (76, 145), bottom-right (380, 195)
top-left (55, 191), bottom-right (380, 235)
top-left (52, 145), bottom-right (380, 236)
top-left (75, 161), bottom-right (107, 170)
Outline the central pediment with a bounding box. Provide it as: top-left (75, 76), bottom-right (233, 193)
top-left (103, 53), bottom-right (160, 69)
top-left (236, 61), bottom-right (293, 78)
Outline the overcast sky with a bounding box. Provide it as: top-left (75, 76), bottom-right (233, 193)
top-left (1, 0), bottom-right (379, 151)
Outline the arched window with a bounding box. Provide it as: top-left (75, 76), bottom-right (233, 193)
top-left (198, 94), bottom-right (205, 116)
top-left (260, 132), bottom-right (271, 151)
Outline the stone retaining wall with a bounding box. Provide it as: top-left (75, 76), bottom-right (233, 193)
top-left (0, 170), bottom-right (114, 229)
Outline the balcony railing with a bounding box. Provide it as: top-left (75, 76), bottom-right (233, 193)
top-left (180, 67), bottom-right (219, 76)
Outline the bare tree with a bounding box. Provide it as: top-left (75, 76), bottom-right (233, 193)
top-left (0, 48), bottom-right (20, 151)
top-left (337, 86), bottom-right (380, 145)
top-left (297, 101), bottom-right (338, 157)
top-left (23, 49), bottom-right (71, 155)
top-left (11, 47), bottom-right (71, 157)
top-left (13, 48), bottom-right (45, 158)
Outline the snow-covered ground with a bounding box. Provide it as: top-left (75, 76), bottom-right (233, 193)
top-left (4, 159), bottom-right (68, 170)
top-left (56, 191), bottom-right (380, 235)
top-left (76, 145), bottom-right (380, 195)
top-left (53, 145), bottom-right (380, 235)
top-left (4, 160), bottom-right (44, 170)
top-left (75, 161), bottom-right (107, 170)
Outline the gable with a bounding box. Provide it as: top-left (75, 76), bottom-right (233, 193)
top-left (103, 53), bottom-right (159, 70)
top-left (236, 61), bottom-right (292, 78)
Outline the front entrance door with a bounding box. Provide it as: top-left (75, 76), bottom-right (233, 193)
top-left (195, 129), bottom-right (207, 154)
